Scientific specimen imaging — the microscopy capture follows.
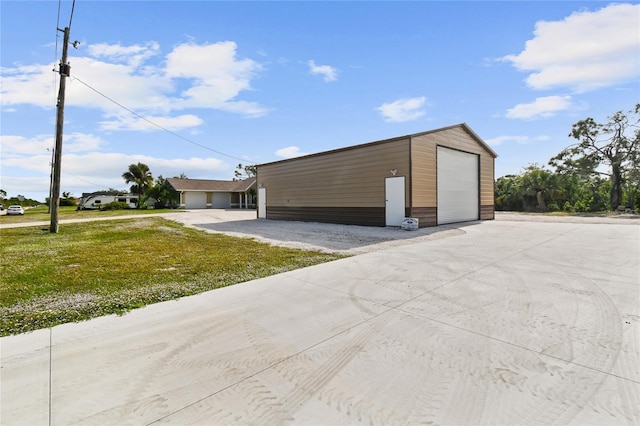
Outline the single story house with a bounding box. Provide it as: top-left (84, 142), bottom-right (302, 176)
top-left (167, 177), bottom-right (256, 209)
top-left (255, 123), bottom-right (497, 227)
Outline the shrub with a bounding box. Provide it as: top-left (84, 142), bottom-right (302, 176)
top-left (101, 201), bottom-right (129, 211)
top-left (60, 198), bottom-right (77, 207)
top-left (573, 200), bottom-right (589, 212)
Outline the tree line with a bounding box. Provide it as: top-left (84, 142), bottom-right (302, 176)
top-left (35, 163), bottom-right (252, 210)
top-left (495, 105), bottom-right (639, 213)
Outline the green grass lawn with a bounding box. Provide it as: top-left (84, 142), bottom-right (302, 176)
top-left (0, 205), bottom-right (181, 224)
top-left (0, 217), bottom-right (345, 336)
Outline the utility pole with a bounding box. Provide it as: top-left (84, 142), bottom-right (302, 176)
top-left (50, 27), bottom-right (70, 233)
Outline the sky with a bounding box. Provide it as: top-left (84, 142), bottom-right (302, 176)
top-left (1, 0), bottom-right (639, 202)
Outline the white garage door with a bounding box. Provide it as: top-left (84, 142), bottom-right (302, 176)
top-left (211, 192), bottom-right (230, 208)
top-left (437, 146), bottom-right (479, 224)
top-left (184, 192), bottom-right (207, 209)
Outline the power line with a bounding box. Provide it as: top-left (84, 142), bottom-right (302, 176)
top-left (68, 0), bottom-right (76, 29)
top-left (70, 75), bottom-right (257, 165)
top-left (62, 171), bottom-right (104, 188)
top-left (54, 0), bottom-right (61, 84)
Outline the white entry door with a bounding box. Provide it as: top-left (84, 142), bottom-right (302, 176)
top-left (385, 176), bottom-right (405, 226)
top-left (437, 146), bottom-right (479, 224)
top-left (258, 187), bottom-right (266, 218)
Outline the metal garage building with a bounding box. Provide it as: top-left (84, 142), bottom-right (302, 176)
top-left (255, 123), bottom-right (497, 228)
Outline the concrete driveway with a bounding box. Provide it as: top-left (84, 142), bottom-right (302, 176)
top-left (1, 218), bottom-right (639, 425)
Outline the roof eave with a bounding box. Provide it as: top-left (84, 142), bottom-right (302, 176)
top-left (257, 123), bottom-right (498, 168)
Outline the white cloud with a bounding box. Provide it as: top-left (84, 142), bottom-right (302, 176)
top-left (0, 133), bottom-right (104, 156)
top-left (213, 100), bottom-right (271, 118)
top-left (485, 135), bottom-right (530, 147)
top-left (0, 40), bottom-right (268, 127)
top-left (66, 57), bottom-right (172, 112)
top-left (2, 150), bottom-right (230, 196)
top-left (166, 41), bottom-right (266, 114)
top-left (308, 60), bottom-right (338, 82)
top-left (485, 134), bottom-right (550, 147)
top-left (1, 129), bottom-right (230, 198)
top-left (64, 133), bottom-right (107, 152)
top-left (506, 95), bottom-right (573, 120)
top-left (152, 156), bottom-right (226, 173)
top-left (58, 153), bottom-right (226, 180)
top-left (87, 42), bottom-right (160, 67)
top-left (0, 135), bottom-right (54, 156)
top-left (0, 176), bottom-right (54, 199)
top-left (0, 64), bottom-right (59, 107)
top-left (275, 146), bottom-right (308, 158)
top-left (98, 114), bottom-right (204, 132)
top-left (376, 97), bottom-right (427, 122)
top-left (502, 3), bottom-right (640, 92)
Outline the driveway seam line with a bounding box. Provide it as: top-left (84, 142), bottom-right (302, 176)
top-left (49, 327), bottom-right (52, 426)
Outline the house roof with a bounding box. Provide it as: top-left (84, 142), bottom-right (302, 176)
top-left (167, 177), bottom-right (256, 192)
top-left (257, 123), bottom-right (498, 168)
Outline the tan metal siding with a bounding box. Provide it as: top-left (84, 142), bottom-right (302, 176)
top-left (480, 154), bottom-right (495, 207)
top-left (410, 138), bottom-right (437, 207)
top-left (411, 126), bottom-right (495, 210)
top-left (257, 124), bottom-right (495, 227)
top-left (258, 139), bottom-right (411, 208)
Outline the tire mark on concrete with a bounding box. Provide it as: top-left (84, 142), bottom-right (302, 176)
top-left (254, 313), bottom-right (390, 424)
top-left (123, 314), bottom-right (238, 413)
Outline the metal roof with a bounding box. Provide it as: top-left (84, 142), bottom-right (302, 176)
top-left (257, 123), bottom-right (498, 168)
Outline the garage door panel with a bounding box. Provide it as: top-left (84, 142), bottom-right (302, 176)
top-left (437, 147), bottom-right (479, 224)
top-left (212, 193), bottom-right (230, 208)
top-left (184, 192), bottom-right (206, 209)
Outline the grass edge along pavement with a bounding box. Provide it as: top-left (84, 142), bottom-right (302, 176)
top-left (0, 217), bottom-right (346, 336)
top-left (0, 204), bottom-right (181, 225)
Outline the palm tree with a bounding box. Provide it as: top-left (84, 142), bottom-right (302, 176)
top-left (147, 175), bottom-right (179, 208)
top-left (122, 162), bottom-right (153, 207)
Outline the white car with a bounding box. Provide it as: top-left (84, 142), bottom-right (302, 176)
top-left (6, 205), bottom-right (25, 215)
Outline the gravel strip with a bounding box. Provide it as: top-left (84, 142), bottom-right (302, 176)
top-left (165, 209), bottom-right (640, 255)
top-left (165, 210), bottom-right (464, 255)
